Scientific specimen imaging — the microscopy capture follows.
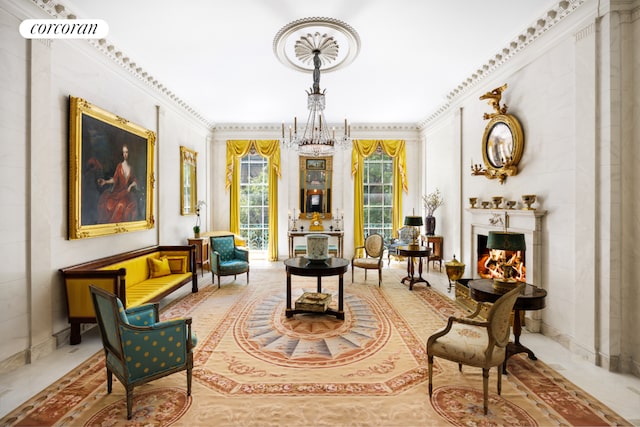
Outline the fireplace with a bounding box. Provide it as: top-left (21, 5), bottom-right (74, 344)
top-left (462, 207), bottom-right (546, 332)
top-left (468, 209), bottom-right (545, 286)
top-left (476, 234), bottom-right (526, 282)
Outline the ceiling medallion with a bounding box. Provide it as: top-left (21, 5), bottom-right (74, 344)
top-left (273, 17), bottom-right (361, 73)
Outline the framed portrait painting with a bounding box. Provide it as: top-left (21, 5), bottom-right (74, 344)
top-left (68, 96), bottom-right (155, 239)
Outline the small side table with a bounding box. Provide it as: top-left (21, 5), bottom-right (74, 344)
top-left (397, 245), bottom-right (432, 290)
top-left (468, 279), bottom-right (547, 373)
top-left (187, 237), bottom-right (210, 277)
top-left (284, 257), bottom-right (349, 320)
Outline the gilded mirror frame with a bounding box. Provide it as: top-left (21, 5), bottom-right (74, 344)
top-left (180, 146), bottom-right (197, 215)
top-left (299, 155), bottom-right (333, 219)
top-left (480, 114), bottom-right (524, 184)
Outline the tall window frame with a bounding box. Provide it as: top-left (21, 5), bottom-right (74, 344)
top-left (351, 140), bottom-right (407, 257)
top-left (226, 140), bottom-right (281, 262)
top-left (239, 154), bottom-right (269, 253)
top-left (363, 150), bottom-right (393, 242)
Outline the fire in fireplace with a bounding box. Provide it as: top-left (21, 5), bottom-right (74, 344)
top-left (476, 234), bottom-right (526, 281)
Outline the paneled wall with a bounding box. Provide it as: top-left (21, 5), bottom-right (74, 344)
top-left (0, 2), bottom-right (211, 371)
top-left (421, 1), bottom-right (640, 375)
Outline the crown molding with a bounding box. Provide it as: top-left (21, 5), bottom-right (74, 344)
top-left (214, 123), bottom-right (419, 132)
top-left (27, 0), bottom-right (214, 128)
top-left (417, 0), bottom-right (588, 130)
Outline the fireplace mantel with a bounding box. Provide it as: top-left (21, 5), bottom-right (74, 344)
top-left (466, 208), bottom-right (546, 287)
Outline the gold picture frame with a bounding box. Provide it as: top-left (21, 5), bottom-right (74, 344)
top-left (68, 96), bottom-right (155, 239)
top-left (180, 146), bottom-right (197, 215)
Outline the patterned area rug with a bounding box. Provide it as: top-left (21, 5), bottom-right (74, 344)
top-left (1, 266), bottom-right (630, 426)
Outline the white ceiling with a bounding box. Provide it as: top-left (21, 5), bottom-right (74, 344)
top-left (68, 0), bottom-right (561, 125)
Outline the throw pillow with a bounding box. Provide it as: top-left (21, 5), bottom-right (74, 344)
top-left (148, 257), bottom-right (171, 278)
top-left (166, 256), bottom-right (188, 274)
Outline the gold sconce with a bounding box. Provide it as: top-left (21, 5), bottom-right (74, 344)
top-left (471, 84), bottom-right (524, 185)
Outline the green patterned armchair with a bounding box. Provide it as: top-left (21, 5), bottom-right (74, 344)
top-left (89, 285), bottom-right (196, 420)
top-left (210, 234), bottom-right (250, 287)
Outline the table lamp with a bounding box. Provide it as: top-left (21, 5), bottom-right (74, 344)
top-left (486, 230), bottom-right (526, 293)
top-left (404, 216), bottom-right (423, 249)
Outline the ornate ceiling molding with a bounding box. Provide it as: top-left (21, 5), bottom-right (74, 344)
top-left (273, 17), bottom-right (361, 73)
top-left (417, 0), bottom-right (587, 129)
top-left (29, 0), bottom-right (213, 128)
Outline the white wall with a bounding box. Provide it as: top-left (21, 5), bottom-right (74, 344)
top-left (0, 1), bottom-right (211, 370)
top-left (422, 1), bottom-right (640, 375)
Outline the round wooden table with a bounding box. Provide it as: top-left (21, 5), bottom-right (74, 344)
top-left (468, 279), bottom-right (547, 373)
top-left (397, 245), bottom-right (432, 290)
top-left (284, 257), bottom-right (349, 320)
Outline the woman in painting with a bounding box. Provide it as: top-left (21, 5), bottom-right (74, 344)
top-left (96, 144), bottom-right (139, 223)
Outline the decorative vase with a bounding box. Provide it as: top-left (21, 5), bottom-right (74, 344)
top-left (194, 231), bottom-right (200, 238)
top-left (306, 234), bottom-right (329, 263)
top-left (425, 216), bottom-right (436, 236)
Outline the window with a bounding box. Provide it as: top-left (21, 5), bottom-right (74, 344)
top-left (363, 151), bottom-right (393, 241)
top-left (239, 154), bottom-right (269, 252)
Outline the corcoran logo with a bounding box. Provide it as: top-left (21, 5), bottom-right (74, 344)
top-left (19, 19), bottom-right (109, 39)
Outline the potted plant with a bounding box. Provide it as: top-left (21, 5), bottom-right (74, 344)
top-left (193, 200), bottom-right (205, 238)
top-left (422, 188), bottom-right (444, 236)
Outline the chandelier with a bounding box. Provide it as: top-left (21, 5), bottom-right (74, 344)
top-left (274, 19), bottom-right (360, 157)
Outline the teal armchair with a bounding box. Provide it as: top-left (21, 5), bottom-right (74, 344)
top-left (89, 285), bottom-right (196, 420)
top-left (210, 234), bottom-right (249, 287)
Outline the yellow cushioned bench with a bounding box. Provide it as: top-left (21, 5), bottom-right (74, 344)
top-left (60, 245), bottom-right (197, 344)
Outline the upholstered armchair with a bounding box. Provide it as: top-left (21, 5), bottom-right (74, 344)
top-left (351, 233), bottom-right (385, 286)
top-left (387, 226), bottom-right (413, 265)
top-left (426, 284), bottom-right (524, 415)
top-left (210, 234), bottom-right (249, 287)
top-left (89, 285), bottom-right (196, 420)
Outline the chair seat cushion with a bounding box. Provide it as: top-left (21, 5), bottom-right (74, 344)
top-left (219, 260), bottom-right (249, 274)
top-left (353, 258), bottom-right (381, 269)
top-left (428, 322), bottom-right (506, 367)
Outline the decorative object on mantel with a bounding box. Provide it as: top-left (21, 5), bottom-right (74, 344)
top-left (444, 255), bottom-right (465, 293)
top-left (471, 84), bottom-right (525, 184)
top-left (193, 200), bottom-right (205, 238)
top-left (469, 197), bottom-right (478, 208)
top-left (506, 200), bottom-right (517, 209)
top-left (521, 194), bottom-right (537, 210)
top-left (276, 18), bottom-right (359, 156)
top-left (486, 230), bottom-right (526, 293)
top-left (481, 201), bottom-right (491, 209)
top-left (422, 188), bottom-right (444, 236)
top-left (491, 196), bottom-right (503, 209)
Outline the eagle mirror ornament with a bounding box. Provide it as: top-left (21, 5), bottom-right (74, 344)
top-left (471, 84), bottom-right (524, 185)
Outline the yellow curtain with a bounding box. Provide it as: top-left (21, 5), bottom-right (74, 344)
top-left (351, 140), bottom-right (407, 256)
top-left (225, 140), bottom-right (281, 261)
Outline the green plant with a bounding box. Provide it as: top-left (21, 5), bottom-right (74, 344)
top-left (193, 225), bottom-right (200, 234)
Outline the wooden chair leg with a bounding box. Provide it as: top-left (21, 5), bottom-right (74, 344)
top-left (482, 368), bottom-right (489, 415)
top-left (428, 355), bottom-right (434, 396)
top-left (126, 386), bottom-right (134, 419)
top-left (378, 268), bottom-right (382, 286)
top-left (497, 365), bottom-right (502, 395)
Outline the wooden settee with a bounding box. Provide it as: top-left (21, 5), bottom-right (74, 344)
top-left (60, 245), bottom-right (198, 344)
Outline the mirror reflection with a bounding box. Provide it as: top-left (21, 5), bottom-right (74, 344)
top-left (299, 156), bottom-right (332, 218)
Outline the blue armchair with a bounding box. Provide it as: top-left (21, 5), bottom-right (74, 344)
top-left (210, 234), bottom-right (249, 287)
top-left (89, 285), bottom-right (196, 420)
